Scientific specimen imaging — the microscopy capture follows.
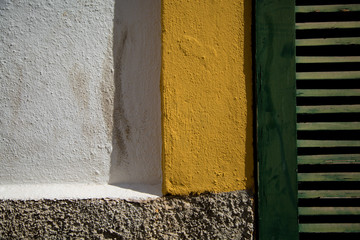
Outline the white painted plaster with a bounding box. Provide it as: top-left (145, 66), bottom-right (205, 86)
top-left (0, 183), bottom-right (161, 200)
top-left (109, 0), bottom-right (162, 185)
top-left (0, 0), bottom-right (161, 198)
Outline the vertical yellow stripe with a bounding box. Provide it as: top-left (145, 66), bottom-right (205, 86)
top-left (161, 0), bottom-right (253, 195)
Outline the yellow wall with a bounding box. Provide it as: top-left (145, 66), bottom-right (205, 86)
top-left (161, 0), bottom-right (253, 195)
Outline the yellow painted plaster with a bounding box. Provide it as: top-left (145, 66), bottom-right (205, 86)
top-left (161, 0), bottom-right (253, 195)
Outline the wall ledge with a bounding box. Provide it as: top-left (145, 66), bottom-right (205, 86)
top-left (0, 183), bottom-right (161, 201)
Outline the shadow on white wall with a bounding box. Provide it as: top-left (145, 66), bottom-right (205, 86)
top-left (109, 0), bottom-right (162, 186)
top-left (0, 0), bottom-right (161, 198)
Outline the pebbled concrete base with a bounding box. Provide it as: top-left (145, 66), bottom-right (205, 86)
top-left (0, 191), bottom-right (253, 239)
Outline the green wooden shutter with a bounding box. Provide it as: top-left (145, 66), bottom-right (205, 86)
top-left (256, 0), bottom-right (298, 239)
top-left (296, 1), bottom-right (360, 239)
top-left (257, 0), bottom-right (360, 239)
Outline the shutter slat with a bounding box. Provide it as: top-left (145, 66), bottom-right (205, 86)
top-left (296, 5), bottom-right (360, 13)
top-left (297, 140), bottom-right (360, 147)
top-left (298, 154), bottom-right (360, 165)
top-left (297, 105), bottom-right (360, 114)
top-left (296, 37), bottom-right (360, 46)
top-left (296, 71), bottom-right (360, 80)
top-left (297, 89), bottom-right (360, 97)
top-left (296, 56), bottom-right (360, 63)
top-left (295, 3), bottom-right (360, 237)
top-left (298, 172), bottom-right (360, 182)
top-left (299, 207), bottom-right (360, 215)
top-left (298, 190), bottom-right (360, 199)
top-left (297, 122), bottom-right (360, 131)
top-left (299, 223), bottom-right (360, 233)
top-left (296, 22), bottom-right (360, 30)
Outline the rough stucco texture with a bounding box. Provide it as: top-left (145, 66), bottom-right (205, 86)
top-left (0, 0), bottom-right (162, 185)
top-left (161, 0), bottom-right (254, 195)
top-left (0, 191), bottom-right (254, 239)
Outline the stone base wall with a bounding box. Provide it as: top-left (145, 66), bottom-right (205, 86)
top-left (0, 191), bottom-right (253, 239)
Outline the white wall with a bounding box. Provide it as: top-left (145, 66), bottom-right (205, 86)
top-left (0, 0), bottom-right (161, 186)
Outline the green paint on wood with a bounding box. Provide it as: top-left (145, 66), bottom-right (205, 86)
top-left (296, 21), bottom-right (360, 30)
top-left (296, 4), bottom-right (360, 13)
top-left (295, 3), bottom-right (360, 235)
top-left (296, 71), bottom-right (360, 80)
top-left (297, 122), bottom-right (360, 130)
top-left (297, 89), bottom-right (360, 97)
top-left (298, 190), bottom-right (360, 199)
top-left (256, 0), bottom-right (298, 239)
top-left (299, 223), bottom-right (360, 233)
top-left (297, 140), bottom-right (360, 148)
top-left (297, 105), bottom-right (360, 114)
top-left (296, 37), bottom-right (360, 46)
top-left (298, 172), bottom-right (360, 182)
top-left (298, 154), bottom-right (360, 165)
top-left (296, 56), bottom-right (360, 63)
top-left (299, 207), bottom-right (360, 215)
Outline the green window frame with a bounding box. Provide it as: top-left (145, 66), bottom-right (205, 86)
top-left (256, 1), bottom-right (360, 239)
top-left (255, 0), bottom-right (298, 239)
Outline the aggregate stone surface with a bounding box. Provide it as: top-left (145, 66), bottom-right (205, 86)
top-left (0, 191), bottom-right (254, 239)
